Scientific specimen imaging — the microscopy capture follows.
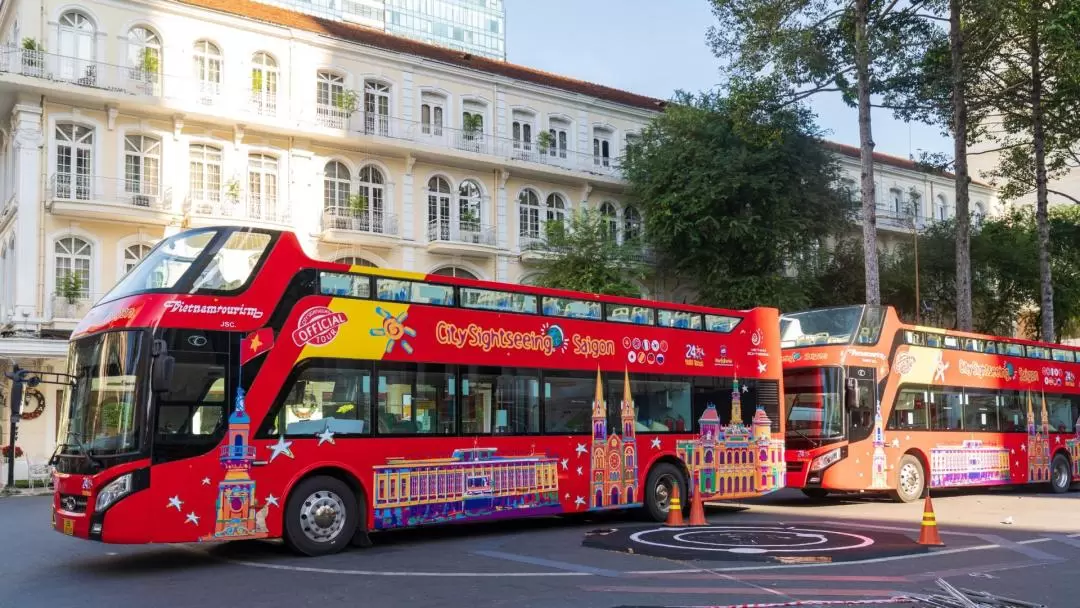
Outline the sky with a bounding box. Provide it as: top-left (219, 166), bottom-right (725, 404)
top-left (504, 0), bottom-right (953, 160)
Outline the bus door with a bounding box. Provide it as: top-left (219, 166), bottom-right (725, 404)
top-left (845, 366), bottom-right (877, 443)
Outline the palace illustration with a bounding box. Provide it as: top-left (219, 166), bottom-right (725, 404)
top-left (590, 369), bottom-right (640, 509)
top-left (1028, 393), bottom-right (1051, 483)
top-left (676, 379), bottom-right (785, 499)
top-left (930, 439), bottom-right (1011, 488)
top-left (202, 388), bottom-right (269, 541)
top-left (371, 447), bottom-right (560, 529)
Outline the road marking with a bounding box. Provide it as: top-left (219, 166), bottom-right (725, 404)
top-left (908, 558), bottom-right (1059, 580)
top-left (976, 534), bottom-right (1063, 562)
top-left (649, 573), bottom-right (912, 582)
top-left (581, 586), bottom-right (903, 597)
top-left (1044, 534), bottom-right (1080, 550)
top-left (821, 520), bottom-right (1068, 561)
top-left (471, 550), bottom-right (623, 578)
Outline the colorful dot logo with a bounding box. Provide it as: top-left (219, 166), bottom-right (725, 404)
top-left (370, 307), bottom-right (417, 354)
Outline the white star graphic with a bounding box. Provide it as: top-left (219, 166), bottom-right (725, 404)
top-left (317, 427), bottom-right (336, 446)
top-left (269, 435), bottom-right (295, 462)
top-left (650, 437), bottom-right (662, 449)
top-left (741, 384), bottom-right (749, 393)
top-left (560, 458), bottom-right (569, 470)
top-left (576, 466), bottom-right (583, 476)
top-left (265, 494), bottom-right (279, 507)
top-left (757, 360), bottom-right (767, 375)
top-left (1021, 444), bottom-right (1027, 452)
top-left (1011, 449), bottom-right (1015, 455)
top-left (574, 496), bottom-right (586, 508)
top-left (1056, 437), bottom-right (1062, 444)
top-left (167, 496), bottom-right (182, 511)
top-left (185, 512), bottom-right (200, 525)
top-left (575, 443), bottom-right (587, 457)
top-left (564, 493), bottom-right (570, 500)
top-left (201, 477), bottom-right (211, 486)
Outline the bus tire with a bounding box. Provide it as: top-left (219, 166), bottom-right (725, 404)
top-left (1051, 454), bottom-right (1072, 494)
top-left (644, 463), bottom-right (687, 523)
top-left (890, 455), bottom-right (924, 503)
top-left (283, 475), bottom-right (359, 557)
top-left (801, 488), bottom-right (830, 501)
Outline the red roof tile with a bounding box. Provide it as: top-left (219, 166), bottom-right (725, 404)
top-left (175, 0), bottom-right (667, 112)
top-left (823, 141), bottom-right (992, 186)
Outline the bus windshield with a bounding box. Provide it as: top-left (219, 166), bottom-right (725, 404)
top-left (60, 331), bottom-right (145, 456)
top-left (783, 367), bottom-right (844, 445)
top-left (780, 306), bottom-right (865, 348)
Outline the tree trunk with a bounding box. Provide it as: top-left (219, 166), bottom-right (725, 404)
top-left (855, 0), bottom-right (880, 305)
top-left (951, 0), bottom-right (973, 331)
top-left (1029, 8), bottom-right (1054, 341)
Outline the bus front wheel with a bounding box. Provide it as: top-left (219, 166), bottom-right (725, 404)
top-left (890, 455), bottom-right (924, 503)
top-left (644, 463), bottom-right (687, 522)
top-left (283, 475), bottom-right (359, 557)
top-left (1051, 454), bottom-right (1072, 494)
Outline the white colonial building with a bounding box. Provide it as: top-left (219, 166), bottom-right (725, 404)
top-left (0, 0), bottom-right (994, 476)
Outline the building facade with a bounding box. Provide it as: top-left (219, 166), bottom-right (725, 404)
top-left (0, 0), bottom-right (992, 476)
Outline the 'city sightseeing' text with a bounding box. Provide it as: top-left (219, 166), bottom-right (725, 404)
top-left (437, 321), bottom-right (556, 355)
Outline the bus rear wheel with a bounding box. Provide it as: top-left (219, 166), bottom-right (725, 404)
top-left (1051, 454), bottom-right (1072, 494)
top-left (284, 475), bottom-right (359, 557)
top-left (644, 463), bottom-right (687, 522)
top-left (890, 455), bottom-right (924, 503)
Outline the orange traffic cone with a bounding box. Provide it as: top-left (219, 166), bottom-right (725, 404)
top-left (688, 476), bottom-right (708, 527)
top-left (917, 493), bottom-right (944, 546)
top-left (665, 483), bottom-right (686, 527)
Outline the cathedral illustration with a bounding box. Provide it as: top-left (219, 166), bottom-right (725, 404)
top-left (202, 388), bottom-right (269, 541)
top-left (1068, 415), bottom-right (1080, 478)
top-left (869, 400), bottom-right (889, 489)
top-left (1027, 393), bottom-right (1051, 483)
top-left (676, 378), bottom-right (784, 498)
top-left (589, 369), bottom-right (639, 509)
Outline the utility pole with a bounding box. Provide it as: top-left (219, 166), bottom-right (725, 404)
top-left (5, 366), bottom-right (37, 489)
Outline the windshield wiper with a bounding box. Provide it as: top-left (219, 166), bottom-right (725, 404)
top-left (58, 431), bottom-right (103, 472)
top-left (787, 426), bottom-right (819, 448)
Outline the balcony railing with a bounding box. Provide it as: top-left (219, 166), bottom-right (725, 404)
top-left (0, 46), bottom-right (162, 96)
top-left (185, 194), bottom-right (290, 224)
top-left (49, 292), bottom-right (101, 320)
top-left (427, 219), bottom-right (496, 246)
top-left (249, 91), bottom-right (278, 117)
top-left (323, 207), bottom-right (398, 235)
top-left (47, 173), bottom-right (171, 209)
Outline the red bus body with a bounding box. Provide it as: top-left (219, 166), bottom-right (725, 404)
top-left (50, 227), bottom-right (786, 550)
top-left (781, 305), bottom-right (1080, 501)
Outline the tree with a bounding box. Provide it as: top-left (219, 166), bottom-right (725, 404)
top-left (621, 90), bottom-right (852, 310)
top-left (529, 208), bottom-right (646, 298)
top-left (708, 0), bottom-right (940, 306)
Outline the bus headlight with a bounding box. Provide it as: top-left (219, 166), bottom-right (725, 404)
top-left (809, 448), bottom-right (843, 472)
top-left (95, 473), bottom-right (133, 512)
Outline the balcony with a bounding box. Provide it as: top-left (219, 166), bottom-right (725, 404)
top-left (48, 292), bottom-right (101, 322)
top-left (249, 91), bottom-right (278, 117)
top-left (185, 194), bottom-right (291, 227)
top-left (518, 235), bottom-right (555, 263)
top-left (0, 46), bottom-right (162, 97)
top-left (46, 174), bottom-right (174, 225)
top-left (320, 207), bottom-right (400, 247)
top-left (426, 219), bottom-right (498, 256)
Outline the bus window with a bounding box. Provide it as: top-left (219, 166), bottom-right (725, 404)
top-left (999, 391), bottom-right (1025, 431)
top-left (376, 363), bottom-right (456, 434)
top-left (605, 304), bottom-right (655, 326)
top-left (855, 306), bottom-right (885, 344)
top-left (1027, 346), bottom-right (1050, 359)
top-left (459, 367), bottom-right (539, 434)
top-left (266, 362), bottom-right (372, 436)
top-left (782, 367), bottom-right (844, 445)
top-left (1052, 349), bottom-right (1074, 363)
top-left (705, 314), bottom-right (739, 333)
top-left (846, 369), bottom-right (876, 442)
top-left (461, 288), bottom-right (537, 314)
top-left (542, 370), bottom-right (595, 433)
top-left (888, 387), bottom-right (929, 431)
top-left (192, 231), bottom-right (273, 292)
top-left (929, 387), bottom-right (964, 430)
top-left (943, 336), bottom-right (960, 350)
top-left (1003, 343), bottom-right (1024, 357)
top-left (983, 341), bottom-right (997, 354)
top-left (606, 374), bottom-right (691, 433)
top-left (542, 297), bottom-right (601, 321)
top-left (964, 389), bottom-right (1000, 432)
top-left (658, 310), bottom-right (702, 330)
top-left (319, 272), bottom-right (371, 298)
top-left (1047, 395), bottom-right (1074, 433)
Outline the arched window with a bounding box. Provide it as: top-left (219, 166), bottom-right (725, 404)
top-left (600, 202), bottom-right (618, 241)
top-left (316, 71), bottom-right (347, 128)
top-left (58, 12), bottom-right (95, 82)
top-left (124, 134), bottom-right (161, 200)
top-left (54, 123), bottom-right (94, 201)
top-left (364, 79), bottom-right (391, 135)
top-left (935, 194), bottom-right (949, 221)
top-left (427, 176), bottom-right (452, 238)
top-left (323, 161), bottom-right (351, 212)
top-left (518, 189), bottom-right (541, 239)
top-left (458, 180), bottom-right (483, 230)
top-left (250, 52), bottom-right (278, 115)
top-left (54, 236), bottom-right (92, 297)
top-left (192, 40), bottom-right (222, 97)
top-left (973, 201), bottom-right (986, 227)
top-left (431, 267), bottom-right (478, 280)
top-left (889, 188), bottom-right (903, 215)
top-left (188, 144), bottom-right (223, 210)
top-left (126, 26), bottom-right (161, 92)
top-left (247, 154), bottom-right (279, 219)
top-left (123, 243), bottom-right (152, 274)
top-left (545, 193), bottom-right (567, 228)
top-left (335, 256), bottom-right (377, 267)
top-left (623, 205), bottom-right (642, 241)
top-left (357, 165), bottom-right (386, 233)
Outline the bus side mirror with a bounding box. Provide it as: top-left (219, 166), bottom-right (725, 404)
top-left (151, 339), bottom-right (175, 392)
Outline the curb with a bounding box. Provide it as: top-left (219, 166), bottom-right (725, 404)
top-left (0, 487), bottom-right (53, 498)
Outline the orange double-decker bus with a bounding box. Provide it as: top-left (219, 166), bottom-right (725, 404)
top-left (50, 226), bottom-right (786, 555)
top-left (780, 305), bottom-right (1080, 502)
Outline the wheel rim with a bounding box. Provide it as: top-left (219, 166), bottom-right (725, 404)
top-left (899, 462), bottom-right (921, 497)
top-left (299, 490), bottom-right (348, 544)
top-left (1054, 461), bottom-right (1070, 489)
top-left (654, 474), bottom-right (676, 513)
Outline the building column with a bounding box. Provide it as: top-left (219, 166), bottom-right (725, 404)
top-left (495, 169), bottom-right (510, 282)
top-left (401, 154), bottom-right (417, 271)
top-left (288, 142), bottom-right (319, 257)
top-left (11, 101), bottom-right (43, 331)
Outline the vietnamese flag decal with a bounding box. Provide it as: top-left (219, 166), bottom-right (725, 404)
top-left (241, 327), bottom-right (275, 365)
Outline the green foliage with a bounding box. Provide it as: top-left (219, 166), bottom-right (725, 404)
top-left (333, 90), bottom-right (360, 115)
top-left (530, 208), bottom-right (646, 299)
top-left (138, 48), bottom-right (159, 74)
top-left (60, 273), bottom-right (84, 305)
top-left (620, 90), bottom-right (852, 310)
top-left (21, 37), bottom-right (41, 51)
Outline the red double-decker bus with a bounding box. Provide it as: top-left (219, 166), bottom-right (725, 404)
top-left (781, 305), bottom-right (1080, 502)
top-left (50, 226), bottom-right (786, 555)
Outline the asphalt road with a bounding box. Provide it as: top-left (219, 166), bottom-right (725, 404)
top-left (3, 487), bottom-right (1079, 608)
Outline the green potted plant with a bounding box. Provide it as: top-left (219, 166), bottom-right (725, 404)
top-left (462, 113), bottom-right (483, 140)
top-left (537, 130), bottom-right (555, 156)
top-left (138, 48), bottom-right (158, 78)
top-left (347, 193), bottom-right (368, 229)
top-left (225, 178), bottom-right (241, 203)
top-left (333, 90), bottom-right (360, 115)
top-left (58, 273), bottom-right (84, 318)
top-left (20, 38), bottom-right (43, 74)
top-left (251, 70), bottom-right (264, 95)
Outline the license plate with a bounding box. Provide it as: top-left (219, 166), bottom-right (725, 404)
top-left (63, 518), bottom-right (74, 536)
